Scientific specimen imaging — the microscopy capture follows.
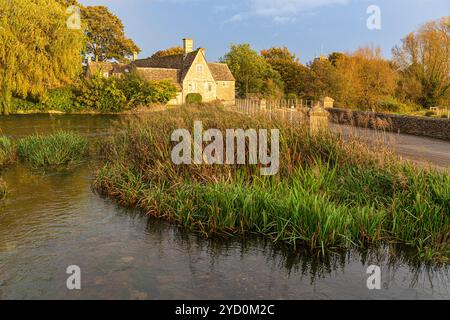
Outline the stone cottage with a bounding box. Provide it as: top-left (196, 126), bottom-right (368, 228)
top-left (87, 38), bottom-right (236, 106)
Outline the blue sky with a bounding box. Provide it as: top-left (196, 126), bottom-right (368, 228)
top-left (79, 0), bottom-right (449, 63)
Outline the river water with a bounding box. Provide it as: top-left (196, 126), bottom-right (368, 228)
top-left (0, 114), bottom-right (448, 300)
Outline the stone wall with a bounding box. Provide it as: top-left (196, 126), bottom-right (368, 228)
top-left (327, 108), bottom-right (450, 141)
top-left (216, 81), bottom-right (236, 106)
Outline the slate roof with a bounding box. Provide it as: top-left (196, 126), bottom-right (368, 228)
top-left (135, 68), bottom-right (182, 90)
top-left (132, 50), bottom-right (199, 81)
top-left (87, 49), bottom-right (235, 88)
top-left (207, 63), bottom-right (235, 81)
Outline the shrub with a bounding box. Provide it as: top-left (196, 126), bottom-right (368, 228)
top-left (11, 97), bottom-right (44, 113)
top-left (147, 80), bottom-right (178, 104)
top-left (42, 87), bottom-right (78, 113)
top-left (115, 74), bottom-right (177, 108)
top-left (76, 76), bottom-right (127, 113)
top-left (379, 97), bottom-right (420, 114)
top-left (17, 131), bottom-right (88, 167)
top-left (0, 136), bottom-right (15, 168)
top-left (185, 93), bottom-right (202, 104)
top-left (425, 111), bottom-right (436, 117)
top-left (286, 93), bottom-right (297, 100)
top-left (76, 75), bottom-right (178, 112)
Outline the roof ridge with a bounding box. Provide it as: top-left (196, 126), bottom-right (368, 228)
top-left (137, 67), bottom-right (180, 71)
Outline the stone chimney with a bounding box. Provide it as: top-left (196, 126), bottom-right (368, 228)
top-left (183, 38), bottom-right (194, 55)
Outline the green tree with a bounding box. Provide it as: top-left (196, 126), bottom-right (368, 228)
top-left (83, 6), bottom-right (140, 62)
top-left (222, 44), bottom-right (283, 98)
top-left (393, 16), bottom-right (450, 108)
top-left (0, 0), bottom-right (84, 114)
top-left (261, 47), bottom-right (309, 96)
top-left (307, 58), bottom-right (343, 100)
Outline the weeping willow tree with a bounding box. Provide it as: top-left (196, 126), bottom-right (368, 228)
top-left (0, 0), bottom-right (84, 114)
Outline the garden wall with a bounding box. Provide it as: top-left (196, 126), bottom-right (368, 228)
top-left (326, 108), bottom-right (450, 141)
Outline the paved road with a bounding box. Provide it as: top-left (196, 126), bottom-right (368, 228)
top-left (331, 124), bottom-right (450, 171)
top-left (229, 106), bottom-right (450, 171)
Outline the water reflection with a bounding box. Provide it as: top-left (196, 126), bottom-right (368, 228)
top-left (0, 115), bottom-right (448, 300)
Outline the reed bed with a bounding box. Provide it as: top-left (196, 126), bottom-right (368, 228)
top-left (94, 105), bottom-right (450, 262)
top-left (0, 136), bottom-right (15, 168)
top-left (17, 131), bottom-right (88, 168)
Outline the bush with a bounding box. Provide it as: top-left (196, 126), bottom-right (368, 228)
top-left (185, 93), bottom-right (202, 104)
top-left (11, 97), bottom-right (44, 113)
top-left (0, 136), bottom-right (15, 168)
top-left (286, 93), bottom-right (297, 100)
top-left (76, 75), bottom-right (178, 112)
top-left (147, 80), bottom-right (178, 104)
top-left (42, 87), bottom-right (78, 113)
top-left (116, 73), bottom-right (154, 109)
top-left (425, 111), bottom-right (436, 117)
top-left (11, 88), bottom-right (79, 114)
top-left (17, 131), bottom-right (88, 167)
top-left (76, 76), bottom-right (127, 113)
top-left (379, 97), bottom-right (420, 114)
top-left (115, 74), bottom-right (177, 108)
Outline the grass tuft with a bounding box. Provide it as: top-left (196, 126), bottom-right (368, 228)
top-left (17, 131), bottom-right (88, 168)
top-left (0, 136), bottom-right (15, 168)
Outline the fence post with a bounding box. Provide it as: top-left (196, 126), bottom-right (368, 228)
top-left (260, 99), bottom-right (267, 112)
top-left (308, 102), bottom-right (330, 134)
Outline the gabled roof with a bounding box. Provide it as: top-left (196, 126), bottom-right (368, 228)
top-left (87, 49), bottom-right (236, 86)
top-left (135, 68), bottom-right (182, 90)
top-left (208, 63), bottom-right (235, 81)
top-left (132, 50), bottom-right (199, 82)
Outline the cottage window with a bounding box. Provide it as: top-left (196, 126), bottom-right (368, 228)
top-left (196, 64), bottom-right (203, 72)
top-left (103, 72), bottom-right (109, 78)
top-left (189, 82), bottom-right (197, 92)
top-left (204, 83), bottom-right (213, 92)
top-left (222, 82), bottom-right (229, 87)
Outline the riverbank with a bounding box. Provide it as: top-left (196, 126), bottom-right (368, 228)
top-left (94, 105), bottom-right (450, 263)
top-left (6, 104), bottom-right (172, 116)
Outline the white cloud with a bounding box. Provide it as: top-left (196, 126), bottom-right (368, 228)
top-left (225, 0), bottom-right (352, 23)
top-left (250, 0), bottom-right (351, 17)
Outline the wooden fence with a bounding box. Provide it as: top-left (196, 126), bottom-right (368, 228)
top-left (233, 98), bottom-right (330, 131)
top-left (236, 98), bottom-right (319, 114)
